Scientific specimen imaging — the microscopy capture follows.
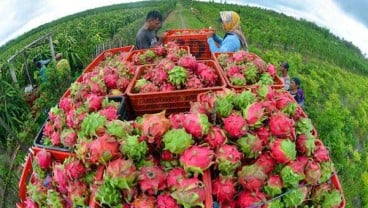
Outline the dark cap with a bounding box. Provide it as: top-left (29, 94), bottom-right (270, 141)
top-left (291, 77), bottom-right (301, 86)
top-left (280, 62), bottom-right (289, 69)
top-left (217, 17), bottom-right (222, 23)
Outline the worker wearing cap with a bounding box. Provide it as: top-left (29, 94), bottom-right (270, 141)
top-left (289, 77), bottom-right (304, 107)
top-left (280, 62), bottom-right (290, 90)
top-left (206, 11), bottom-right (248, 52)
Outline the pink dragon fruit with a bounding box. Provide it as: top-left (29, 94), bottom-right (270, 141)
top-left (199, 68), bottom-right (218, 87)
top-left (296, 133), bottom-right (316, 156)
top-left (171, 177), bottom-right (206, 208)
top-left (254, 152), bottom-right (275, 174)
top-left (243, 102), bottom-right (265, 127)
top-left (98, 106), bottom-right (118, 121)
top-left (88, 134), bottom-right (119, 164)
top-left (60, 129), bottom-right (77, 148)
top-left (168, 112), bottom-right (186, 129)
top-left (313, 140), bottom-right (330, 162)
top-left (204, 126), bottom-right (227, 149)
top-left (304, 159), bottom-right (322, 185)
top-left (24, 198), bottom-right (38, 208)
top-left (157, 193), bottom-right (179, 208)
top-left (216, 144), bottom-right (243, 176)
top-left (183, 112), bottom-right (211, 138)
top-left (222, 113), bottom-right (248, 139)
top-left (255, 126), bottom-right (270, 145)
top-left (141, 111), bottom-right (172, 144)
top-left (160, 83), bottom-right (176, 91)
top-left (237, 134), bottom-right (264, 159)
top-left (266, 64), bottom-right (277, 77)
top-left (105, 158), bottom-right (137, 190)
top-left (237, 164), bottom-right (268, 192)
top-left (35, 149), bottom-right (51, 169)
top-left (283, 186), bottom-right (309, 207)
top-left (50, 131), bottom-right (61, 146)
top-left (64, 157), bottom-right (86, 179)
top-left (237, 191), bottom-right (266, 207)
top-left (117, 77), bottom-right (131, 91)
top-left (104, 72), bottom-right (119, 89)
top-left (281, 160), bottom-right (306, 188)
top-left (163, 128), bottom-right (194, 154)
top-left (166, 167), bottom-right (186, 191)
top-left (59, 97), bottom-right (73, 113)
top-left (270, 138), bottom-right (296, 163)
top-left (67, 180), bottom-right (88, 206)
top-left (189, 101), bottom-right (208, 114)
top-left (212, 176), bottom-right (237, 204)
top-left (53, 163), bottom-right (68, 194)
top-left (186, 75), bottom-right (203, 89)
top-left (43, 121), bottom-right (54, 137)
top-left (86, 94), bottom-right (104, 112)
top-left (180, 145), bottom-right (214, 175)
top-left (269, 112), bottom-right (295, 138)
top-left (140, 82), bottom-right (160, 93)
top-left (225, 65), bottom-right (240, 76)
top-left (151, 68), bottom-right (168, 85)
top-left (178, 55), bottom-right (197, 71)
top-left (263, 175), bottom-right (283, 197)
top-left (138, 166), bottom-right (166, 195)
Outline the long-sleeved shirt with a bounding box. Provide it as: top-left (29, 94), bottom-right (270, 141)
top-left (207, 33), bottom-right (241, 52)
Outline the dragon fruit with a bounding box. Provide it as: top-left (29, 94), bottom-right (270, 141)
top-left (166, 167), bottom-right (186, 191)
top-left (254, 152), bottom-right (275, 174)
top-left (238, 164), bottom-right (268, 192)
top-left (163, 128), bottom-right (194, 154)
top-left (80, 112), bottom-right (106, 137)
top-left (199, 68), bottom-right (218, 87)
top-left (104, 158), bottom-right (137, 190)
top-left (131, 194), bottom-right (156, 208)
top-left (320, 161), bottom-right (334, 183)
top-left (95, 181), bottom-right (122, 207)
top-left (237, 191), bottom-right (266, 208)
top-left (237, 134), bottom-right (264, 159)
top-left (120, 135), bottom-right (148, 162)
top-left (36, 149), bottom-right (51, 169)
top-left (263, 175), bottom-right (283, 197)
top-left (270, 139), bottom-right (296, 163)
top-left (59, 97), bottom-right (73, 113)
top-left (281, 160), bottom-right (306, 188)
top-left (222, 113), bottom-right (248, 138)
top-left (180, 145), bottom-right (214, 175)
top-left (183, 112), bottom-right (211, 138)
top-left (243, 102), bottom-right (265, 127)
top-left (53, 163), bottom-right (68, 194)
top-left (216, 144), bottom-right (243, 176)
top-left (141, 111), bottom-right (171, 144)
top-left (160, 82), bottom-right (176, 91)
top-left (64, 157), bottom-right (86, 179)
top-left (215, 96), bottom-right (234, 118)
top-left (24, 198), bottom-right (39, 208)
top-left (168, 66), bottom-right (188, 89)
top-left (266, 64), bottom-right (277, 77)
top-left (67, 180), bottom-right (88, 206)
top-left (269, 112), bottom-right (295, 138)
top-left (225, 65), bottom-right (240, 76)
top-left (106, 120), bottom-right (133, 139)
top-left (138, 166), bottom-right (166, 195)
top-left (304, 159), bottom-right (322, 185)
top-left (152, 68), bottom-right (168, 85)
top-left (43, 122), bottom-right (54, 137)
top-left (178, 55), bottom-right (197, 70)
top-left (204, 126), bottom-right (227, 149)
top-left (313, 140), bottom-right (330, 162)
top-left (140, 82), bottom-right (160, 93)
top-left (157, 193), bottom-right (179, 208)
top-left (88, 134), bottom-right (119, 164)
top-left (60, 129), bottom-right (77, 148)
top-left (296, 133), bottom-right (316, 156)
top-left (296, 117), bottom-right (314, 135)
top-left (134, 78), bottom-right (149, 92)
top-left (50, 131), bottom-right (61, 146)
top-left (243, 62), bottom-right (259, 84)
top-left (229, 73), bottom-right (246, 85)
top-left (98, 106), bottom-right (118, 121)
top-left (233, 89), bottom-right (255, 110)
top-left (255, 126), bottom-right (270, 145)
top-left (258, 73), bottom-right (274, 85)
top-left (186, 75), bottom-right (203, 89)
top-left (86, 94), bottom-right (104, 112)
top-left (46, 189), bottom-right (64, 207)
top-left (212, 176), bottom-right (237, 204)
top-left (171, 177), bottom-right (206, 208)
top-left (168, 112), bottom-right (186, 129)
top-left (283, 186), bottom-right (309, 207)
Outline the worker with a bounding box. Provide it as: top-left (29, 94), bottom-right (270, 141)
top-left (289, 77), bottom-right (305, 107)
top-left (280, 62), bottom-right (290, 90)
top-left (34, 58), bottom-right (50, 82)
top-left (135, 10), bottom-right (163, 49)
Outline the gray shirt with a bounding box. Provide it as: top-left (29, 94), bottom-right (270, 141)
top-left (135, 27), bottom-right (158, 49)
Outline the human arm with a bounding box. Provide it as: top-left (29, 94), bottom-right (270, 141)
top-left (207, 34), bottom-right (241, 53)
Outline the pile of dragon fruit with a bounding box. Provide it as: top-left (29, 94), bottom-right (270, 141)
top-left (131, 55), bottom-right (220, 93)
top-left (215, 51), bottom-right (277, 86)
top-left (128, 42), bottom-right (189, 65)
top-left (167, 29), bottom-right (210, 36)
top-left (25, 83), bottom-right (343, 207)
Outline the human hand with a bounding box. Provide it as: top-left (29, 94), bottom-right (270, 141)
top-left (206, 31), bottom-right (215, 38)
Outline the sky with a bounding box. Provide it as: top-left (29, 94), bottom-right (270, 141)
top-left (1, 0), bottom-right (367, 57)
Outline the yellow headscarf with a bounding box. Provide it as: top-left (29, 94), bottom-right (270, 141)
top-left (220, 11), bottom-right (248, 51)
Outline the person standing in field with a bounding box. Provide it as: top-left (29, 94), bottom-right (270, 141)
top-left (135, 10), bottom-right (163, 49)
top-left (280, 62), bottom-right (290, 90)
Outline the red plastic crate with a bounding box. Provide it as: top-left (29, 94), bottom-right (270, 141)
top-left (126, 46), bottom-right (190, 65)
top-left (127, 60), bottom-right (226, 116)
top-left (164, 29), bottom-right (212, 60)
top-left (18, 147), bottom-right (73, 207)
top-left (212, 52), bottom-right (284, 91)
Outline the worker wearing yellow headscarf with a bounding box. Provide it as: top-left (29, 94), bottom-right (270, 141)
top-left (207, 11), bottom-right (248, 52)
